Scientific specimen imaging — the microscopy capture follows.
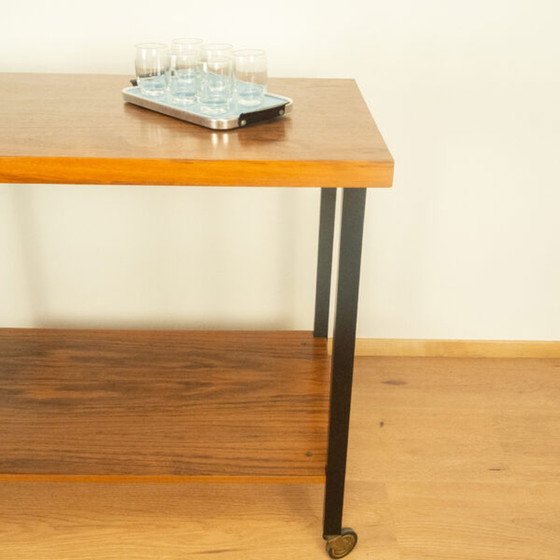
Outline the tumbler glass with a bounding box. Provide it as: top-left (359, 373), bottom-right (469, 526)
top-left (170, 38), bottom-right (203, 52)
top-left (234, 49), bottom-right (267, 106)
top-left (200, 43), bottom-right (234, 60)
top-left (197, 55), bottom-right (234, 115)
top-left (135, 42), bottom-right (169, 97)
top-left (169, 50), bottom-right (199, 105)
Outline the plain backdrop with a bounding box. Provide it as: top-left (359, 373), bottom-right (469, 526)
top-left (1, 0), bottom-right (559, 340)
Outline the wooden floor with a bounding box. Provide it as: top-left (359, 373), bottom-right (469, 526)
top-left (1, 355), bottom-right (559, 559)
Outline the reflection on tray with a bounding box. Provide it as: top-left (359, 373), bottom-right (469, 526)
top-left (122, 85), bottom-right (293, 131)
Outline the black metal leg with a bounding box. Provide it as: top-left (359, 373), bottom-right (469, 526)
top-left (314, 188), bottom-right (338, 338)
top-left (322, 188), bottom-right (366, 551)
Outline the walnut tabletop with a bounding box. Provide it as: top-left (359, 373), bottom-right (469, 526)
top-left (0, 73), bottom-right (393, 188)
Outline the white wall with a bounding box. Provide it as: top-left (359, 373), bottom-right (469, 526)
top-left (1, 0), bottom-right (559, 340)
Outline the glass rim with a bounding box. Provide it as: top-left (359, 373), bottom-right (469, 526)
top-left (234, 49), bottom-right (266, 57)
top-left (200, 43), bottom-right (234, 51)
top-left (169, 49), bottom-right (200, 57)
top-left (135, 42), bottom-right (168, 50)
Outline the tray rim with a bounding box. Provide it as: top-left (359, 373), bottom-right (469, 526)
top-left (122, 86), bottom-right (293, 130)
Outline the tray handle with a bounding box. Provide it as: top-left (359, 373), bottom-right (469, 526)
top-left (238, 103), bottom-right (288, 127)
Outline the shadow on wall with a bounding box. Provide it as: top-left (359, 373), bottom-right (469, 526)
top-left (7, 185), bottom-right (318, 331)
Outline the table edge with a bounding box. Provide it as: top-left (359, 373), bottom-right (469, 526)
top-left (0, 156), bottom-right (394, 188)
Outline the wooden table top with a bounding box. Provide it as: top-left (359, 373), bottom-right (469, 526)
top-left (0, 73), bottom-right (393, 188)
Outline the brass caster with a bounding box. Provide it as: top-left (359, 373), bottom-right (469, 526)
top-left (325, 528), bottom-right (358, 559)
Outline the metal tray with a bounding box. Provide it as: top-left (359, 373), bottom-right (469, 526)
top-left (122, 85), bottom-right (293, 130)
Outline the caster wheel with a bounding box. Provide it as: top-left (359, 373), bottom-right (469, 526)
top-left (325, 528), bottom-right (358, 559)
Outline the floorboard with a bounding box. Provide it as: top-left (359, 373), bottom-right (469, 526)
top-left (1, 354), bottom-right (559, 559)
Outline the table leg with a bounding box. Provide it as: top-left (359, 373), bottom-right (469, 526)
top-left (322, 187), bottom-right (366, 558)
top-left (314, 188), bottom-right (338, 338)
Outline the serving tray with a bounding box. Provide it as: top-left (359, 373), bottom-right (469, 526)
top-left (122, 85), bottom-right (293, 130)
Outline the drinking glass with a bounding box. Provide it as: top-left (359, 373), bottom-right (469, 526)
top-left (200, 43), bottom-right (234, 60)
top-left (170, 38), bottom-right (203, 52)
top-left (135, 42), bottom-right (169, 97)
top-left (197, 56), bottom-right (234, 115)
top-left (234, 49), bottom-right (267, 106)
top-left (169, 50), bottom-right (199, 105)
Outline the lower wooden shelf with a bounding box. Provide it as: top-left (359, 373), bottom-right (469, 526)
top-left (0, 329), bottom-right (329, 482)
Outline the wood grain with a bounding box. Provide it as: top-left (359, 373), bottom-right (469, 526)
top-left (0, 74), bottom-right (394, 188)
top-left (0, 480), bottom-right (398, 560)
top-left (349, 356), bottom-right (560, 559)
top-left (349, 337), bottom-right (560, 357)
top-left (347, 356), bottom-right (560, 482)
top-left (388, 481), bottom-right (560, 560)
top-left (2, 356), bottom-right (559, 559)
top-left (0, 329), bottom-right (329, 479)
